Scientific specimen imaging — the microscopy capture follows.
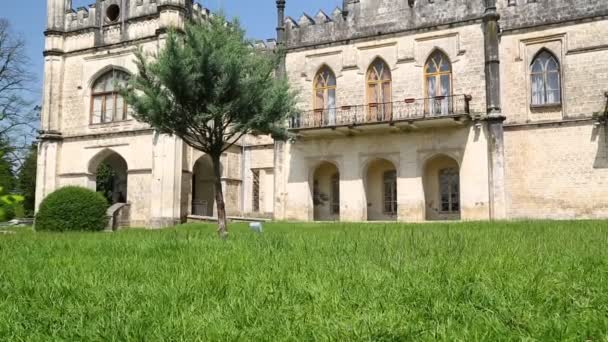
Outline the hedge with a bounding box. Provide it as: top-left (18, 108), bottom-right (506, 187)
top-left (35, 186), bottom-right (109, 232)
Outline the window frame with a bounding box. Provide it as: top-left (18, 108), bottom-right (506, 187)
top-left (383, 170), bottom-right (397, 216)
top-left (90, 70), bottom-right (131, 125)
top-left (330, 172), bottom-right (340, 215)
top-left (366, 58), bottom-right (393, 121)
top-left (424, 50), bottom-right (453, 115)
top-left (530, 50), bottom-right (562, 108)
top-left (438, 167), bottom-right (460, 214)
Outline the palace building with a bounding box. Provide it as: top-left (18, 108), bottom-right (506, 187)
top-left (37, 0), bottom-right (608, 227)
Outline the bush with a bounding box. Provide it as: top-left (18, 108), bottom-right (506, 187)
top-left (35, 186), bottom-right (109, 232)
top-left (0, 191), bottom-right (23, 222)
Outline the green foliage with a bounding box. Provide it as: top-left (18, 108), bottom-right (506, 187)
top-left (1, 221), bottom-right (608, 340)
top-left (95, 162), bottom-right (116, 204)
top-left (0, 187), bottom-right (23, 221)
top-left (0, 142), bottom-right (15, 193)
top-left (16, 144), bottom-right (36, 216)
top-left (35, 186), bottom-right (109, 232)
top-left (123, 16), bottom-right (297, 150)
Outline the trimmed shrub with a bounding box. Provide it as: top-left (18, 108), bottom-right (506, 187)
top-left (35, 186), bottom-right (109, 232)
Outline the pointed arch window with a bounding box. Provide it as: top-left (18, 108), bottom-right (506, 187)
top-left (91, 69), bottom-right (130, 124)
top-left (314, 67), bottom-right (337, 125)
top-left (531, 50), bottom-right (561, 106)
top-left (367, 58), bottom-right (392, 121)
top-left (425, 50), bottom-right (452, 115)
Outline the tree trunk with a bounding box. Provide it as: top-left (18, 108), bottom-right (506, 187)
top-left (211, 153), bottom-right (228, 239)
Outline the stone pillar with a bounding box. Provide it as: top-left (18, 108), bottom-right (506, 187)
top-left (149, 134), bottom-right (184, 228)
top-left (46, 0), bottom-right (67, 32)
top-left (273, 0), bottom-right (287, 220)
top-left (483, 0), bottom-right (507, 219)
top-left (35, 133), bottom-right (62, 211)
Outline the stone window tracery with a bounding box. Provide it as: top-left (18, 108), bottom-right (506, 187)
top-left (90, 70), bottom-right (130, 124)
top-left (367, 58), bottom-right (392, 121)
top-left (313, 66), bottom-right (337, 125)
top-left (530, 50), bottom-right (561, 106)
top-left (425, 50), bottom-right (452, 115)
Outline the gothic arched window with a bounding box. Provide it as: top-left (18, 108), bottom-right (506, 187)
top-left (531, 50), bottom-right (561, 106)
top-left (91, 69), bottom-right (130, 124)
top-left (367, 58), bottom-right (392, 121)
top-left (425, 50), bottom-right (452, 115)
top-left (313, 67), bottom-right (337, 125)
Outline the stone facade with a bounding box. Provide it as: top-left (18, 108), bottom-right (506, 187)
top-left (37, 0), bottom-right (608, 227)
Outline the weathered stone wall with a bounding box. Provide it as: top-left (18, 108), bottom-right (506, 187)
top-left (504, 122), bottom-right (608, 219)
top-left (277, 124), bottom-right (490, 222)
top-left (498, 0), bottom-right (608, 31)
top-left (285, 25), bottom-right (487, 115)
top-left (500, 20), bottom-right (608, 124)
top-left (285, 0), bottom-right (486, 49)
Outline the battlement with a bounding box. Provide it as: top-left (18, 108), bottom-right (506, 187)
top-left (285, 0), bottom-right (608, 49)
top-left (59, 0), bottom-right (209, 33)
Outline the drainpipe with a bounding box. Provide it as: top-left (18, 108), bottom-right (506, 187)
top-left (483, 0), bottom-right (507, 220)
top-left (273, 0), bottom-right (287, 220)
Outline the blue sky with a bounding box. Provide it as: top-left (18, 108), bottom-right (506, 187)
top-left (2, 0), bottom-right (342, 102)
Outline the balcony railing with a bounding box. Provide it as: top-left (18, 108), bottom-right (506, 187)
top-left (290, 94), bottom-right (472, 130)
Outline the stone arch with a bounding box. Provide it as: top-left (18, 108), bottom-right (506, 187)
top-left (423, 154), bottom-right (461, 221)
top-left (363, 157), bottom-right (398, 221)
top-left (309, 160), bottom-right (340, 221)
top-left (88, 65), bottom-right (132, 90)
top-left (88, 149), bottom-right (129, 204)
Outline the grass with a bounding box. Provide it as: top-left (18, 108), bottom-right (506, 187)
top-left (0, 221), bottom-right (607, 340)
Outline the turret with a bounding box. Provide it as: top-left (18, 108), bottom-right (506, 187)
top-left (47, 0), bottom-right (68, 32)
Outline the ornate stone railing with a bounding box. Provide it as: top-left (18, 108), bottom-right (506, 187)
top-left (289, 94), bottom-right (472, 130)
top-left (106, 203), bottom-right (130, 232)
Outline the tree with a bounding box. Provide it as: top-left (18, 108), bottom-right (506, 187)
top-left (95, 162), bottom-right (116, 204)
top-left (122, 17), bottom-right (297, 238)
top-left (0, 139), bottom-right (15, 192)
top-left (0, 18), bottom-right (38, 171)
top-left (17, 143), bottom-right (36, 216)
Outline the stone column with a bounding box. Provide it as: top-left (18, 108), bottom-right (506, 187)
top-left (273, 0), bottom-right (287, 220)
top-left (149, 134), bottom-right (184, 228)
top-left (483, 0), bottom-right (507, 219)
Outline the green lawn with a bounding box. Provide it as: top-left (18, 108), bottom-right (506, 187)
top-left (0, 221), bottom-right (607, 340)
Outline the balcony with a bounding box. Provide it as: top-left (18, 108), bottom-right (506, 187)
top-left (290, 95), bottom-right (472, 135)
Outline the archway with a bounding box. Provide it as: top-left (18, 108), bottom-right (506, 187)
top-left (192, 155), bottom-right (216, 217)
top-left (423, 154), bottom-right (461, 221)
top-left (364, 158), bottom-right (397, 221)
top-left (311, 162), bottom-right (340, 221)
top-left (90, 151), bottom-right (128, 204)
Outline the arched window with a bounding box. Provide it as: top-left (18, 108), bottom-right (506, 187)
top-left (383, 170), bottom-right (397, 216)
top-left (91, 69), bottom-right (130, 124)
top-left (313, 67), bottom-right (337, 125)
top-left (531, 50), bottom-right (561, 106)
top-left (367, 58), bottom-right (392, 121)
top-left (425, 50), bottom-right (452, 115)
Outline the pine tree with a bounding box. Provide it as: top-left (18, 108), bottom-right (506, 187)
top-left (122, 17), bottom-right (296, 238)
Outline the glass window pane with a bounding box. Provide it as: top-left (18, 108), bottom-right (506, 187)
top-left (531, 73), bottom-right (544, 105)
top-left (105, 96), bottom-right (114, 122)
top-left (115, 95), bottom-right (125, 121)
top-left (547, 90), bottom-right (560, 104)
top-left (546, 57), bottom-right (559, 72)
top-left (440, 75), bottom-right (450, 96)
top-left (327, 72), bottom-right (336, 87)
top-left (315, 90), bottom-right (325, 109)
top-left (439, 57), bottom-right (450, 72)
top-left (368, 84), bottom-right (379, 103)
top-left (427, 76), bottom-right (436, 98)
top-left (327, 89), bottom-right (336, 108)
top-left (531, 59), bottom-right (543, 73)
top-left (92, 96), bottom-right (103, 124)
top-left (382, 82), bottom-right (391, 104)
top-left (547, 71), bottom-right (560, 91)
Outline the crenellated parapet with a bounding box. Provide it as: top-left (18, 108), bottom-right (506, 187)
top-left (285, 0), bottom-right (608, 50)
top-left (45, 0), bottom-right (210, 53)
top-left (498, 0), bottom-right (608, 32)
